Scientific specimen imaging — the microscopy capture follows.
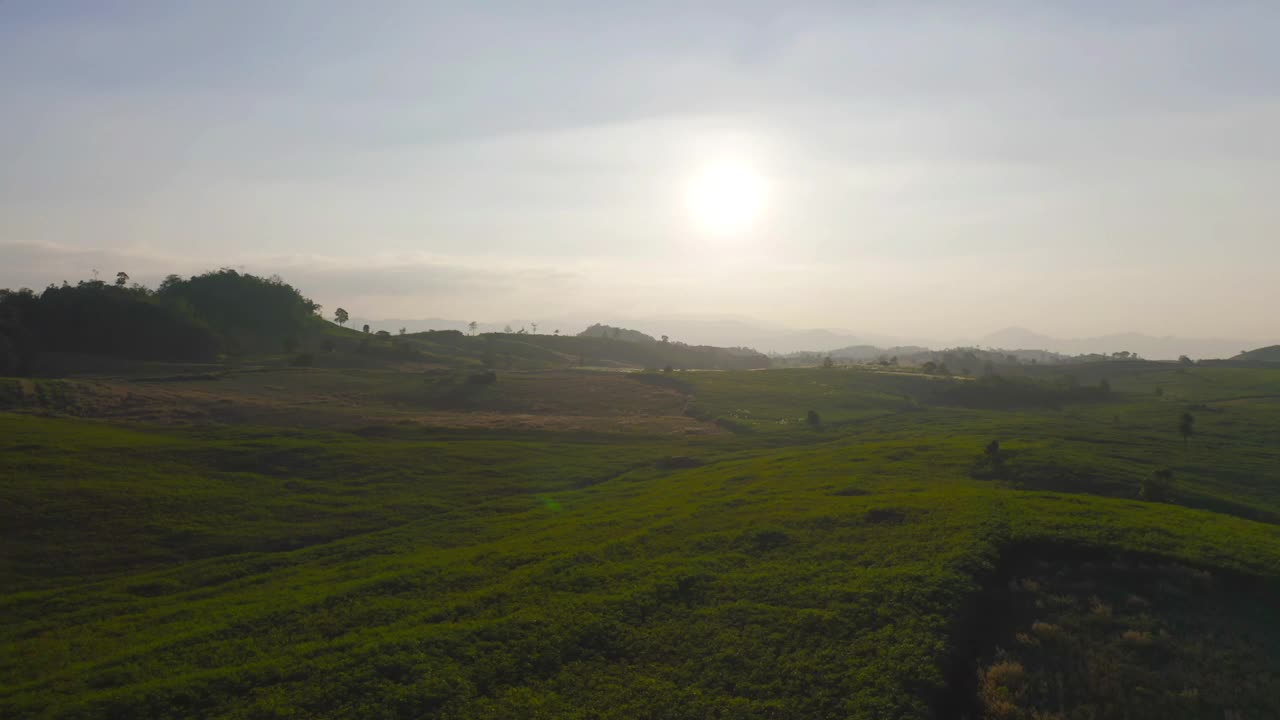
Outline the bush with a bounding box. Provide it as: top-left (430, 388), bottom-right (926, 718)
top-left (806, 409), bottom-right (821, 427)
top-left (1141, 468), bottom-right (1174, 502)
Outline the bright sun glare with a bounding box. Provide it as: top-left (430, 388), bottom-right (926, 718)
top-left (684, 161), bottom-right (767, 236)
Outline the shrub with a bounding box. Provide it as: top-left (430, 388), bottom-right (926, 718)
top-left (1140, 469), bottom-right (1174, 502)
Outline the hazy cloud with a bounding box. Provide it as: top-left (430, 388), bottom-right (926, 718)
top-left (2, 3), bottom-right (1278, 344)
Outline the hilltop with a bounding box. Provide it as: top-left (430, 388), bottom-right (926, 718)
top-left (1231, 345), bottom-right (1280, 365)
top-left (0, 271), bottom-right (770, 376)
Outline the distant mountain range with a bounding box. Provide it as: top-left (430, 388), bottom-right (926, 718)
top-left (975, 327), bottom-right (1257, 361)
top-left (350, 315), bottom-right (1268, 361)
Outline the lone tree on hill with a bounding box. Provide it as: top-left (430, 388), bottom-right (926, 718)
top-left (115, 271), bottom-right (129, 287)
top-left (362, 324), bottom-right (370, 333)
top-left (468, 321), bottom-right (477, 335)
top-left (334, 307), bottom-right (349, 327)
top-left (1179, 412), bottom-right (1195, 448)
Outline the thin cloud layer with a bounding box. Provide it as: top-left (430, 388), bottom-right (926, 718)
top-left (2, 3), bottom-right (1277, 343)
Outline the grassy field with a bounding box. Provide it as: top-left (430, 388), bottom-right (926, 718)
top-left (3, 361), bottom-right (1280, 718)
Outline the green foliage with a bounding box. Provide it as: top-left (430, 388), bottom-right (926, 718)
top-left (930, 374), bottom-right (1112, 410)
top-left (154, 269), bottom-right (320, 355)
top-left (0, 281), bottom-right (220, 365)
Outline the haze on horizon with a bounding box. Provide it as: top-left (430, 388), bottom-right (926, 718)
top-left (2, 2), bottom-right (1277, 345)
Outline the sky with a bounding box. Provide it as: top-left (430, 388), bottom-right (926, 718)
top-left (2, 1), bottom-right (1278, 345)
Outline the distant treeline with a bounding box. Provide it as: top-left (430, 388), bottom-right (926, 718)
top-left (927, 374), bottom-right (1113, 410)
top-left (0, 271), bottom-right (774, 375)
top-left (0, 270), bottom-right (322, 374)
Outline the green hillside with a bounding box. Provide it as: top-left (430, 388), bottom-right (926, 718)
top-left (4, 271), bottom-right (1280, 718)
top-left (4, 356), bottom-right (1280, 718)
top-left (1231, 345), bottom-right (1280, 365)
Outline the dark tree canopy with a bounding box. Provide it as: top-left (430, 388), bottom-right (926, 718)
top-left (0, 281), bottom-right (220, 364)
top-left (156, 270), bottom-right (320, 353)
top-left (0, 269), bottom-right (326, 371)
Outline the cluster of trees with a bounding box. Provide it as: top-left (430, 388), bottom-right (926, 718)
top-left (0, 269), bottom-right (323, 374)
top-left (930, 374), bottom-right (1113, 410)
top-left (579, 324), bottom-right (658, 344)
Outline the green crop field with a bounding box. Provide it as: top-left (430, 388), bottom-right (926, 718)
top-left (3, 360), bottom-right (1280, 719)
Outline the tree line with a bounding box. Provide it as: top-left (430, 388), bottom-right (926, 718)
top-left (0, 269), bottom-right (322, 374)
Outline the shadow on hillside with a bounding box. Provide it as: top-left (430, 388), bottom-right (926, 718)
top-left (940, 542), bottom-right (1280, 719)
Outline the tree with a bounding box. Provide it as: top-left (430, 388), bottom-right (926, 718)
top-left (806, 409), bottom-right (821, 427)
top-left (504, 324), bottom-right (513, 334)
top-left (115, 271), bottom-right (129, 287)
top-left (334, 308), bottom-right (349, 327)
top-left (1179, 412), bottom-right (1195, 448)
top-left (1178, 355), bottom-right (1193, 365)
top-left (531, 322), bottom-right (538, 334)
top-left (822, 356), bottom-right (834, 369)
top-left (663, 364), bottom-right (673, 374)
top-left (398, 327), bottom-right (406, 336)
top-left (468, 321), bottom-right (478, 335)
top-left (661, 335), bottom-right (669, 344)
top-left (554, 329), bottom-right (560, 336)
top-left (362, 324), bottom-right (370, 333)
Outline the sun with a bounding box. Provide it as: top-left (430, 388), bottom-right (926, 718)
top-left (684, 161), bottom-right (768, 236)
